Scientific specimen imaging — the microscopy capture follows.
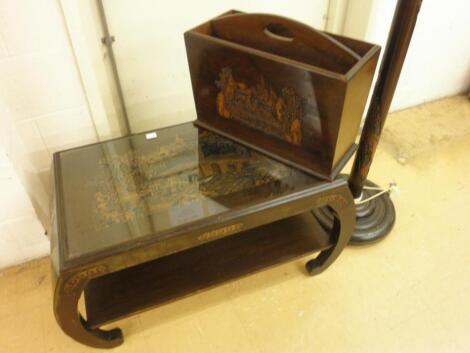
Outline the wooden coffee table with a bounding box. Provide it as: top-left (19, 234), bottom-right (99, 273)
top-left (50, 122), bottom-right (355, 348)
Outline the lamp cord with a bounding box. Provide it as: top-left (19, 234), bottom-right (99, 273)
top-left (355, 183), bottom-right (398, 205)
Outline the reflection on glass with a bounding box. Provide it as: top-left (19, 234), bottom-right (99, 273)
top-left (59, 123), bottom-right (318, 259)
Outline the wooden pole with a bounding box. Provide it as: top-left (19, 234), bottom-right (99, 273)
top-left (349, 0), bottom-right (423, 198)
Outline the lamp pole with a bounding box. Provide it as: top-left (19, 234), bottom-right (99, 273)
top-left (315, 0), bottom-right (423, 244)
top-left (349, 0), bottom-right (423, 198)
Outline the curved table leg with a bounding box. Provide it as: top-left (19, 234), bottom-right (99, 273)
top-left (53, 269), bottom-right (123, 349)
top-left (306, 188), bottom-right (356, 276)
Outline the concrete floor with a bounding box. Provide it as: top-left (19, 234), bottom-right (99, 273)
top-left (1, 95), bottom-right (469, 353)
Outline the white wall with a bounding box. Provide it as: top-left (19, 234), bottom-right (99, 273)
top-left (0, 147), bottom-right (48, 269)
top-left (0, 0), bottom-right (98, 167)
top-left (355, 0), bottom-right (470, 111)
top-left (0, 0), bottom-right (98, 268)
top-left (100, 0), bottom-right (330, 133)
top-left (0, 100), bottom-right (51, 269)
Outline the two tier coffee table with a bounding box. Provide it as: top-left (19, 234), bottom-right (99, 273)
top-left (51, 122), bottom-right (355, 348)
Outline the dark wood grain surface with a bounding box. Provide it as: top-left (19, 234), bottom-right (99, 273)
top-left (51, 122), bottom-right (355, 279)
top-left (51, 123), bottom-right (356, 348)
top-left (185, 11), bottom-right (380, 180)
top-left (84, 212), bottom-right (331, 328)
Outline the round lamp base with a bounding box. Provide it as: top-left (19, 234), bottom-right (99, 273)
top-left (313, 180), bottom-right (396, 245)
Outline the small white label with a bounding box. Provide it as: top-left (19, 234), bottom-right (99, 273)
top-left (145, 131), bottom-right (158, 140)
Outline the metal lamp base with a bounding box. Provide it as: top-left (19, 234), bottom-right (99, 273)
top-left (313, 180), bottom-right (396, 245)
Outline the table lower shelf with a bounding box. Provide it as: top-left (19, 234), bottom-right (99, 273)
top-left (84, 212), bottom-right (331, 328)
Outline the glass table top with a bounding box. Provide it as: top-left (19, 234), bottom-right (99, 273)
top-left (57, 123), bottom-right (322, 260)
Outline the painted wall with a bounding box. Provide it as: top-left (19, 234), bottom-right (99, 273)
top-left (100, 0), bottom-right (330, 133)
top-left (0, 147), bottom-right (48, 269)
top-left (0, 0), bottom-right (98, 268)
top-left (349, 0), bottom-right (470, 111)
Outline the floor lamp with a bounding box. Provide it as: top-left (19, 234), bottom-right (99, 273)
top-left (314, 0), bottom-right (423, 244)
